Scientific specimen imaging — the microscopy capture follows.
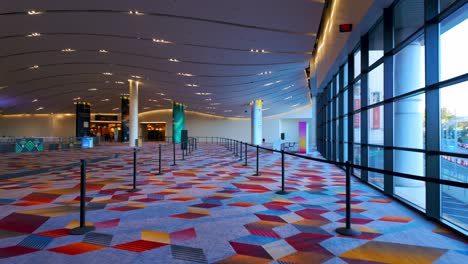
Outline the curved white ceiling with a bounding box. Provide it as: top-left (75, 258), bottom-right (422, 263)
top-left (0, 0), bottom-right (324, 117)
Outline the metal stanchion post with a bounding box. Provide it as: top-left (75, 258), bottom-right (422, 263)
top-left (157, 144), bottom-right (163, 175)
top-left (70, 159), bottom-right (95, 235)
top-left (239, 141), bottom-right (243, 161)
top-left (276, 150), bottom-right (287, 195)
top-left (244, 142), bottom-right (248, 166)
top-left (182, 142), bottom-right (185, 160)
top-left (171, 142), bottom-right (176, 166)
top-left (235, 140), bottom-right (238, 156)
top-left (254, 145), bottom-right (260, 176)
top-left (128, 148), bottom-right (141, 192)
top-left (336, 162), bottom-right (361, 236)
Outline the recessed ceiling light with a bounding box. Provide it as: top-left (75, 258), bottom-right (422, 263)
top-left (130, 75), bottom-right (142, 79)
top-left (177, 72), bottom-right (194, 77)
top-left (257, 71), bottom-right (272, 75)
top-left (205, 98), bottom-right (212, 101)
top-left (32, 99), bottom-right (38, 102)
top-left (152, 38), bottom-right (171, 44)
top-left (88, 88), bottom-right (98, 91)
top-left (120, 93), bottom-right (129, 96)
top-left (195, 92), bottom-right (211, 95)
top-left (29, 65), bottom-right (40, 70)
top-left (115, 81), bottom-right (125, 84)
top-left (102, 72), bottom-right (113, 76)
top-left (156, 93), bottom-right (165, 96)
top-left (112, 107), bottom-right (119, 111)
top-left (163, 98), bottom-right (172, 101)
top-left (291, 103), bottom-right (300, 107)
top-left (206, 107), bottom-right (216, 109)
top-left (35, 107), bottom-right (44, 111)
top-left (224, 110), bottom-right (232, 112)
top-left (155, 104), bottom-right (162, 107)
top-left (262, 108), bottom-right (270, 111)
top-left (101, 99), bottom-right (110, 102)
top-left (61, 48), bottom-right (76, 52)
top-left (129, 10), bottom-right (143, 15)
top-left (169, 58), bottom-right (180, 62)
top-left (99, 49), bottom-right (108, 53)
top-left (27, 10), bottom-right (42, 15)
top-left (148, 99), bottom-right (158, 102)
top-left (73, 97), bottom-right (81, 101)
top-left (185, 84), bottom-right (199, 87)
top-left (26, 32), bottom-right (41, 37)
top-left (0, 85), bottom-right (7, 90)
top-left (282, 85), bottom-right (294, 90)
top-left (285, 96), bottom-right (292, 100)
top-left (250, 49), bottom-right (268, 53)
top-left (210, 103), bottom-right (220, 106)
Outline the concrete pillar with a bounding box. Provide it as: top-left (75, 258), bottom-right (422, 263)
top-left (129, 81), bottom-right (139, 147)
top-left (394, 43), bottom-right (424, 187)
top-left (251, 99), bottom-right (262, 145)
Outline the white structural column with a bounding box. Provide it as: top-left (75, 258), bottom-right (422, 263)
top-left (394, 43), bottom-right (424, 187)
top-left (251, 99), bottom-right (263, 145)
top-left (129, 80), bottom-right (139, 147)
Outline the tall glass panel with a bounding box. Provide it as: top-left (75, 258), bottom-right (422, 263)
top-left (394, 94), bottom-right (426, 149)
top-left (344, 63), bottom-right (349, 86)
top-left (353, 81), bottom-right (361, 111)
top-left (369, 20), bottom-right (384, 66)
top-left (369, 146), bottom-right (384, 189)
top-left (394, 150), bottom-right (426, 209)
top-left (353, 144), bottom-right (361, 177)
top-left (344, 116), bottom-right (349, 162)
top-left (440, 81), bottom-right (468, 230)
top-left (394, 0), bottom-right (424, 46)
top-left (368, 106), bottom-right (384, 145)
top-left (368, 64), bottom-right (384, 105)
top-left (394, 35), bottom-right (425, 97)
top-left (440, 4), bottom-right (468, 81)
top-left (440, 81), bottom-right (468, 155)
top-left (354, 49), bottom-right (361, 78)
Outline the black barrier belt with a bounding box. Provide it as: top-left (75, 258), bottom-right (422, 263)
top-left (220, 138), bottom-right (468, 189)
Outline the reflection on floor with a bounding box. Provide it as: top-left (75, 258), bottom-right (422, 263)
top-left (0, 143), bottom-right (466, 263)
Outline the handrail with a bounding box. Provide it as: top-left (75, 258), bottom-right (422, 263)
top-left (220, 137), bottom-right (468, 189)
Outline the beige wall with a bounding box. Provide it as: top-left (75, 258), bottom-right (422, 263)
top-left (0, 105), bottom-right (313, 143)
top-left (0, 114), bottom-right (75, 137)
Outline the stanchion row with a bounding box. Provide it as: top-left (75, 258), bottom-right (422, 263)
top-left (218, 137), bottom-right (361, 237)
top-left (71, 136), bottom-right (361, 238)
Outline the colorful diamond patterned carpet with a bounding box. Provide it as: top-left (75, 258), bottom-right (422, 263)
top-left (0, 143), bottom-right (466, 264)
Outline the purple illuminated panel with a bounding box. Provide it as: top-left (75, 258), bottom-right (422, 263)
top-left (298, 121), bottom-right (308, 154)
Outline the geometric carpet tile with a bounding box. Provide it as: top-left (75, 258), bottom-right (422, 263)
top-left (278, 251), bottom-right (335, 264)
top-left (112, 240), bottom-right (167, 252)
top-left (229, 242), bottom-right (273, 260)
top-left (340, 241), bottom-right (449, 264)
top-left (35, 228), bottom-right (70, 238)
top-left (0, 229), bottom-right (25, 239)
top-left (214, 254), bottom-right (271, 264)
top-left (0, 246), bottom-right (39, 259)
top-left (232, 235), bottom-right (280, 246)
top-left (48, 242), bottom-right (106, 255)
top-left (285, 233), bottom-right (333, 253)
top-left (245, 226), bottom-right (281, 238)
top-left (0, 213), bottom-right (49, 233)
top-left (83, 232), bottom-right (113, 247)
top-left (18, 234), bottom-right (53, 249)
top-left (171, 245), bottom-right (208, 264)
top-left (378, 216), bottom-right (413, 223)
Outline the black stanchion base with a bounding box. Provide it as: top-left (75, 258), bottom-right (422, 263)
top-left (170, 164), bottom-right (177, 166)
top-left (253, 173), bottom-right (261, 176)
top-left (335, 227), bottom-right (361, 237)
top-left (156, 173), bottom-right (164, 175)
top-left (126, 188), bottom-right (142, 193)
top-left (69, 226), bottom-right (95, 235)
top-left (275, 190), bottom-right (288, 195)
